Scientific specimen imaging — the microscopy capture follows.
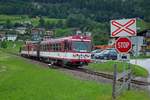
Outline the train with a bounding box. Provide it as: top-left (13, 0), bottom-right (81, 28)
top-left (20, 34), bottom-right (92, 67)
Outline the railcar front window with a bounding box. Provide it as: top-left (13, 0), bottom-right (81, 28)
top-left (72, 41), bottom-right (91, 52)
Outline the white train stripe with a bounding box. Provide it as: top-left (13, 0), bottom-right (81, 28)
top-left (21, 51), bottom-right (91, 60)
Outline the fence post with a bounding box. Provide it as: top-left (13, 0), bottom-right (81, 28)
top-left (128, 63), bottom-right (131, 90)
top-left (112, 63), bottom-right (117, 99)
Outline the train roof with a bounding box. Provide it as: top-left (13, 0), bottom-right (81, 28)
top-left (41, 35), bottom-right (91, 44)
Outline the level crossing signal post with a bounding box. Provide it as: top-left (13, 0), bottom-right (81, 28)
top-left (110, 18), bottom-right (136, 99)
top-left (112, 58), bottom-right (132, 99)
top-left (112, 37), bottom-right (132, 99)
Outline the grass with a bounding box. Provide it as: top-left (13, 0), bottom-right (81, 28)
top-left (0, 14), bottom-right (64, 27)
top-left (0, 51), bottom-right (150, 100)
top-left (88, 61), bottom-right (149, 77)
top-left (131, 55), bottom-right (150, 59)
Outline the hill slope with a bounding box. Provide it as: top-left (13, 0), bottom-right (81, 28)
top-left (0, 0), bottom-right (149, 22)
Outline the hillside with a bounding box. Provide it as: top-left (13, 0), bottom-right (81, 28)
top-left (0, 0), bottom-right (149, 22)
top-left (0, 0), bottom-right (150, 45)
top-left (0, 14), bottom-right (150, 45)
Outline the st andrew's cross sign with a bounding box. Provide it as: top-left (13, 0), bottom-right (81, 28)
top-left (111, 18), bottom-right (136, 37)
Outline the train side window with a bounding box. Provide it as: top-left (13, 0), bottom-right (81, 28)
top-left (50, 44), bottom-right (52, 51)
top-left (46, 44), bottom-right (48, 51)
top-left (54, 43), bottom-right (56, 51)
top-left (48, 44), bottom-right (49, 51)
top-left (48, 44), bottom-right (50, 51)
top-left (50, 44), bottom-right (51, 51)
top-left (42, 45), bottom-right (43, 51)
top-left (42, 45), bottom-right (44, 51)
top-left (55, 43), bottom-right (57, 51)
top-left (42, 44), bottom-right (44, 51)
top-left (58, 43), bottom-right (60, 51)
top-left (55, 44), bottom-right (57, 51)
top-left (48, 44), bottom-right (51, 51)
top-left (43, 44), bottom-right (45, 51)
top-left (64, 40), bottom-right (68, 50)
top-left (69, 42), bottom-right (71, 50)
top-left (56, 43), bottom-right (59, 51)
top-left (61, 43), bottom-right (64, 51)
top-left (44, 44), bottom-right (46, 51)
top-left (52, 44), bottom-right (54, 51)
top-left (45, 44), bottom-right (47, 51)
top-left (41, 45), bottom-right (42, 51)
top-left (58, 44), bottom-right (59, 51)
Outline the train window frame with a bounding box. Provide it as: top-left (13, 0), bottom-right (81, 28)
top-left (50, 44), bottom-right (52, 51)
top-left (46, 44), bottom-right (48, 51)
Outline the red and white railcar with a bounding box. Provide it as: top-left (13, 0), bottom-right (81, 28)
top-left (21, 41), bottom-right (38, 57)
top-left (21, 35), bottom-right (92, 66)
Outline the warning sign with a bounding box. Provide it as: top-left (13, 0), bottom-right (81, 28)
top-left (111, 18), bottom-right (136, 37)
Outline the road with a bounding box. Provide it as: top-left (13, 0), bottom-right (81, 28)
top-left (130, 59), bottom-right (150, 73)
top-left (130, 59), bottom-right (150, 90)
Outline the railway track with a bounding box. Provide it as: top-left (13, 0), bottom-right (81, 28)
top-left (5, 51), bottom-right (150, 86)
top-left (67, 67), bottom-right (150, 86)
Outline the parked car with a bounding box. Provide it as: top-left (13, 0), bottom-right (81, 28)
top-left (91, 49), bottom-right (102, 59)
top-left (95, 49), bottom-right (118, 60)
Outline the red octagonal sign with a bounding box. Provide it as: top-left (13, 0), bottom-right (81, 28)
top-left (115, 37), bottom-right (132, 53)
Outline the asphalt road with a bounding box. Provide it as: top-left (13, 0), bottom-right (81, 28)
top-left (130, 59), bottom-right (150, 90)
top-left (130, 59), bottom-right (150, 73)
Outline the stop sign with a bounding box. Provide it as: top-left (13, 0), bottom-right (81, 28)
top-left (115, 37), bottom-right (132, 53)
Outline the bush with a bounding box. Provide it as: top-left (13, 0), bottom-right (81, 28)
top-left (0, 41), bottom-right (7, 48)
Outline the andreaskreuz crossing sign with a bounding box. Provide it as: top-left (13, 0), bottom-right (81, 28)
top-left (111, 18), bottom-right (136, 37)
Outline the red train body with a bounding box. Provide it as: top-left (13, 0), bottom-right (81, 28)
top-left (21, 35), bottom-right (92, 66)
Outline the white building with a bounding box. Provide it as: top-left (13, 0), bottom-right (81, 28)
top-left (130, 36), bottom-right (145, 56)
top-left (15, 27), bottom-right (27, 34)
top-left (0, 31), bottom-right (6, 41)
top-left (6, 34), bottom-right (17, 41)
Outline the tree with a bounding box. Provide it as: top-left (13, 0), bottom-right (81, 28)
top-left (38, 17), bottom-right (45, 28)
top-left (0, 40), bottom-right (7, 48)
top-left (66, 14), bottom-right (86, 28)
top-left (4, 19), bottom-right (13, 29)
top-left (55, 20), bottom-right (64, 28)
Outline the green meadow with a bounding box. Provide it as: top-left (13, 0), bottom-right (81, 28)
top-left (0, 48), bottom-right (150, 100)
top-left (0, 15), bottom-right (64, 27)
